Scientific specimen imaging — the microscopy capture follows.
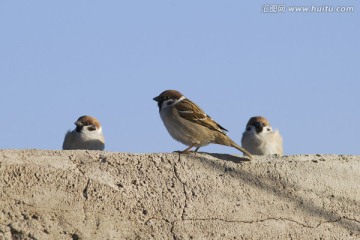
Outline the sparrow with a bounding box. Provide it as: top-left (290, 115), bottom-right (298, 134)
top-left (241, 116), bottom-right (283, 156)
top-left (62, 115), bottom-right (105, 150)
top-left (153, 90), bottom-right (253, 159)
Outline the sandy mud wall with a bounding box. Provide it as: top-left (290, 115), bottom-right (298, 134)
top-left (0, 150), bottom-right (359, 239)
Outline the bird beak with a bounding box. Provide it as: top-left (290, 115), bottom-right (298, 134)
top-left (74, 121), bottom-right (84, 132)
top-left (153, 96), bottom-right (160, 102)
top-left (74, 121), bottom-right (83, 127)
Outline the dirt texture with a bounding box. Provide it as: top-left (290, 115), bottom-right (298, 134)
top-left (0, 149), bottom-right (359, 239)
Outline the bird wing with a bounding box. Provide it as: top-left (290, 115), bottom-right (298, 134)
top-left (175, 98), bottom-right (228, 134)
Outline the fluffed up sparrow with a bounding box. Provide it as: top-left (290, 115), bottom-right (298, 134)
top-left (241, 116), bottom-right (283, 156)
top-left (153, 90), bottom-right (253, 159)
top-left (62, 115), bottom-right (105, 150)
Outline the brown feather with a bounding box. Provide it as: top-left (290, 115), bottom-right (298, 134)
top-left (76, 116), bottom-right (101, 129)
top-left (246, 116), bottom-right (270, 128)
top-left (175, 98), bottom-right (228, 134)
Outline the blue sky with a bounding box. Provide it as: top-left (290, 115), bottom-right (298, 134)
top-left (1, 1), bottom-right (359, 155)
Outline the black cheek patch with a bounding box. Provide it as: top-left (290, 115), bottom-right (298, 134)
top-left (88, 126), bottom-right (97, 131)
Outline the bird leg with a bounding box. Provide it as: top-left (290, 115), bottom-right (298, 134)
top-left (174, 144), bottom-right (197, 154)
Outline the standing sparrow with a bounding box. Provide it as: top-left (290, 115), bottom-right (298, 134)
top-left (241, 116), bottom-right (283, 156)
top-left (62, 115), bottom-right (105, 150)
top-left (153, 90), bottom-right (252, 159)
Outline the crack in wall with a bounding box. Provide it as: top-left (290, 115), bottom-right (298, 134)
top-left (146, 216), bottom-right (359, 230)
top-left (142, 215), bottom-right (359, 240)
top-left (341, 216), bottom-right (360, 227)
top-left (82, 179), bottom-right (90, 200)
top-left (189, 216), bottom-right (360, 230)
top-left (173, 153), bottom-right (188, 221)
top-left (180, 216), bottom-right (343, 228)
top-left (343, 217), bottom-right (360, 224)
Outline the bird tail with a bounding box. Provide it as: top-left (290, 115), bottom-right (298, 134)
top-left (229, 139), bottom-right (253, 160)
top-left (215, 133), bottom-right (253, 159)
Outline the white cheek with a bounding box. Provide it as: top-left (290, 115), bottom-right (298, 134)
top-left (82, 126), bottom-right (101, 134)
top-left (265, 126), bottom-right (273, 132)
top-left (257, 126), bottom-right (273, 137)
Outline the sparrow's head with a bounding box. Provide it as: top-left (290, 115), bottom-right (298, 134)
top-left (246, 116), bottom-right (271, 134)
top-left (74, 115), bottom-right (102, 133)
top-left (153, 90), bottom-right (185, 111)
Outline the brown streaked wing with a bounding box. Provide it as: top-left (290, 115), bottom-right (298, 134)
top-left (175, 99), bottom-right (228, 134)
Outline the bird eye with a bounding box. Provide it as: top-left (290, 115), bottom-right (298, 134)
top-left (267, 128), bottom-right (270, 131)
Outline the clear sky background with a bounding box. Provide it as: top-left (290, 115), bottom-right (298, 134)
top-left (1, 1), bottom-right (359, 155)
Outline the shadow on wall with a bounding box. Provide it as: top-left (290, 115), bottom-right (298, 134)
top-left (180, 152), bottom-right (359, 232)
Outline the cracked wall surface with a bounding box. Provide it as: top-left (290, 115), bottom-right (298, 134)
top-left (0, 150), bottom-right (359, 239)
